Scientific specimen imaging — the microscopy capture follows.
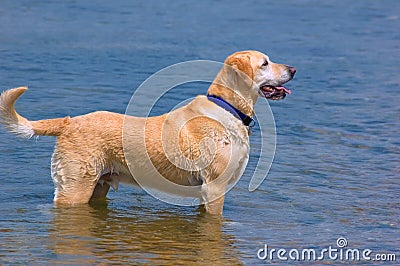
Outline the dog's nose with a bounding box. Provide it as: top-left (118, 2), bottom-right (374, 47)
top-left (288, 66), bottom-right (296, 76)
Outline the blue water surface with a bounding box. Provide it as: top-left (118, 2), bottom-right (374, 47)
top-left (0, 1), bottom-right (399, 265)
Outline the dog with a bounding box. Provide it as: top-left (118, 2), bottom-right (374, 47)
top-left (0, 50), bottom-right (295, 215)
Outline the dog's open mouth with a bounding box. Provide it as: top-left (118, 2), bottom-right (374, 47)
top-left (259, 85), bottom-right (292, 100)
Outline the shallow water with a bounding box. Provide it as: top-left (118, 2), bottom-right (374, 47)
top-left (0, 0), bottom-right (399, 265)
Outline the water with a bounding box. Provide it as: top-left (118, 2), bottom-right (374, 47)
top-left (0, 0), bottom-right (399, 264)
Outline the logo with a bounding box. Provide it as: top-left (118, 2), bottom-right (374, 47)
top-left (257, 237), bottom-right (396, 262)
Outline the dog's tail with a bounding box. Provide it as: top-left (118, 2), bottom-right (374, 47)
top-left (0, 87), bottom-right (70, 138)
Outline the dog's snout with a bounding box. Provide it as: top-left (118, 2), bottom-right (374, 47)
top-left (288, 66), bottom-right (296, 76)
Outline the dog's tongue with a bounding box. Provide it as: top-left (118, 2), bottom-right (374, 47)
top-left (276, 86), bottom-right (291, 94)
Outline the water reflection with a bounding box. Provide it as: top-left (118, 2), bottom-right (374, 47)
top-left (49, 202), bottom-right (242, 265)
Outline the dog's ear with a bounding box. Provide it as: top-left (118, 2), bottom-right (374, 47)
top-left (225, 54), bottom-right (254, 81)
top-left (224, 54), bottom-right (254, 88)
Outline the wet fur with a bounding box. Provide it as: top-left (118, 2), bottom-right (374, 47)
top-left (0, 50), bottom-right (294, 215)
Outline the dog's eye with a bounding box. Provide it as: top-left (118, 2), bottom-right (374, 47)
top-left (261, 60), bottom-right (268, 67)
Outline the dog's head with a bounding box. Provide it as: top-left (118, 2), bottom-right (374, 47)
top-left (220, 50), bottom-right (296, 102)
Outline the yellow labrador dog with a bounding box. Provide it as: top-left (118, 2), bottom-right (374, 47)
top-left (0, 50), bottom-right (295, 214)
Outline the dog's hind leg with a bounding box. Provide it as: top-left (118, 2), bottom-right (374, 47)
top-left (90, 181), bottom-right (110, 201)
top-left (51, 150), bottom-right (100, 205)
top-left (90, 172), bottom-right (121, 201)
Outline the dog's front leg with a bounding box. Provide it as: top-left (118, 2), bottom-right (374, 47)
top-left (203, 195), bottom-right (225, 215)
top-left (200, 181), bottom-right (227, 215)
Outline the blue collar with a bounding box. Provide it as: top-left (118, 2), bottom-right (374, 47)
top-left (207, 94), bottom-right (255, 127)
